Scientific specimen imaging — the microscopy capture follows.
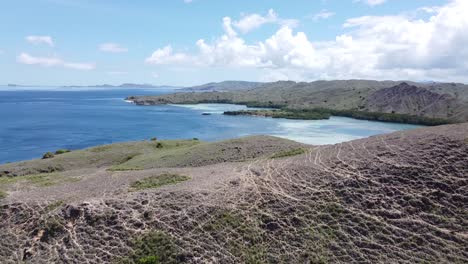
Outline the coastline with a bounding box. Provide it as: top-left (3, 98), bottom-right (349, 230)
top-left (127, 96), bottom-right (454, 126)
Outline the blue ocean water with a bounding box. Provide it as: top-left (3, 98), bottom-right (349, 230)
top-left (0, 88), bottom-right (422, 164)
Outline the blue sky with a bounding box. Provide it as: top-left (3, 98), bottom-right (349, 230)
top-left (1, 0), bottom-right (466, 86)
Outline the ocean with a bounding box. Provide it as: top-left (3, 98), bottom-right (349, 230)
top-left (0, 88), bottom-right (422, 164)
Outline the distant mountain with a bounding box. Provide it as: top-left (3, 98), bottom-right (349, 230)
top-left (181, 81), bottom-right (263, 92)
top-left (61, 83), bottom-right (180, 89)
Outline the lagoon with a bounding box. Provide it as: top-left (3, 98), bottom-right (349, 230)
top-left (0, 88), bottom-right (421, 164)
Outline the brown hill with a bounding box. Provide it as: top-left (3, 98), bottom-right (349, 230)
top-left (364, 82), bottom-right (467, 120)
top-left (0, 123), bottom-right (467, 263)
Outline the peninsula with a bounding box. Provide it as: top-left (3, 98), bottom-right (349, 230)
top-left (127, 80), bottom-right (468, 125)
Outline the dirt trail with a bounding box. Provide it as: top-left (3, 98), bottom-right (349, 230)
top-left (0, 123), bottom-right (467, 263)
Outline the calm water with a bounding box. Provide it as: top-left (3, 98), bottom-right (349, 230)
top-left (0, 88), bottom-right (422, 164)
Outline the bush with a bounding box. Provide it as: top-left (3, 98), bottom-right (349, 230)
top-left (42, 152), bottom-right (55, 159)
top-left (130, 173), bottom-right (190, 191)
top-left (156, 142), bottom-right (163, 149)
top-left (151, 137), bottom-right (158, 141)
top-left (271, 148), bottom-right (306, 159)
top-left (192, 138), bottom-right (199, 141)
top-left (118, 231), bottom-right (183, 264)
top-left (55, 149), bottom-right (71, 155)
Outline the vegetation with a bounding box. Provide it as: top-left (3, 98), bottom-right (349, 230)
top-left (0, 190), bottom-right (6, 200)
top-left (151, 137), bottom-right (158, 141)
top-left (42, 152), bottom-right (55, 159)
top-left (225, 108), bottom-right (453, 126)
top-left (225, 109), bottom-right (331, 120)
top-left (89, 145), bottom-right (112, 153)
top-left (118, 231), bottom-right (183, 264)
top-left (328, 108), bottom-right (453, 126)
top-left (39, 216), bottom-right (65, 243)
top-left (44, 200), bottom-right (64, 212)
top-left (0, 172), bottom-right (79, 188)
top-left (203, 211), bottom-right (266, 263)
top-left (55, 149), bottom-right (71, 155)
top-left (271, 148), bottom-right (306, 159)
top-left (130, 173), bottom-right (191, 191)
top-left (2, 137), bottom-right (298, 177)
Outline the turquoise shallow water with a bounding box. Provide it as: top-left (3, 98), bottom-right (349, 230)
top-left (0, 88), bottom-right (422, 164)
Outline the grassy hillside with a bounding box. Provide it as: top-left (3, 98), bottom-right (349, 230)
top-left (0, 136), bottom-right (304, 177)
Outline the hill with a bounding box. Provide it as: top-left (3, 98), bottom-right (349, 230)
top-left (180, 81), bottom-right (263, 92)
top-left (0, 123), bottom-right (467, 263)
top-left (128, 80), bottom-right (468, 123)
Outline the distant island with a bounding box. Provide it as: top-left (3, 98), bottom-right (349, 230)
top-left (61, 83), bottom-right (180, 89)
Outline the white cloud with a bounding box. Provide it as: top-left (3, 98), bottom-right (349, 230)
top-left (310, 10), bottom-right (335, 21)
top-left (355, 0), bottom-right (387, 6)
top-left (17, 53), bottom-right (95, 70)
top-left (184, 0), bottom-right (193, 3)
top-left (233, 9), bottom-right (278, 33)
top-left (145, 0), bottom-right (468, 82)
top-left (26, 35), bottom-right (55, 47)
top-left (232, 9), bottom-right (298, 34)
top-left (99, 43), bottom-right (128, 53)
top-left (146, 45), bottom-right (192, 65)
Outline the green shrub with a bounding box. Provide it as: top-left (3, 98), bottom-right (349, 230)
top-left (192, 138), bottom-right (199, 141)
top-left (151, 137), bottom-right (158, 141)
top-left (271, 148), bottom-right (306, 159)
top-left (0, 191), bottom-right (7, 200)
top-left (156, 142), bottom-right (163, 149)
top-left (42, 152), bottom-right (55, 159)
top-left (118, 231), bottom-right (182, 264)
top-left (55, 149), bottom-right (71, 155)
top-left (45, 200), bottom-right (64, 212)
top-left (130, 173), bottom-right (190, 191)
top-left (137, 256), bottom-right (160, 264)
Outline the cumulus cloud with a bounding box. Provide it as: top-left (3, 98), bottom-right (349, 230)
top-left (233, 9), bottom-right (278, 33)
top-left (25, 35), bottom-right (54, 47)
top-left (232, 9), bottom-right (298, 34)
top-left (310, 10), bottom-right (335, 21)
top-left (145, 1), bottom-right (468, 82)
top-left (99, 43), bottom-right (128, 53)
top-left (146, 45), bottom-right (192, 65)
top-left (17, 53), bottom-right (95, 70)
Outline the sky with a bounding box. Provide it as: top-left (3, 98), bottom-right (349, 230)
top-left (0, 0), bottom-right (467, 86)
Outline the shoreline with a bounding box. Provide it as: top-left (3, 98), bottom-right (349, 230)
top-left (127, 96), bottom-right (454, 126)
top-left (223, 108), bottom-right (453, 126)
